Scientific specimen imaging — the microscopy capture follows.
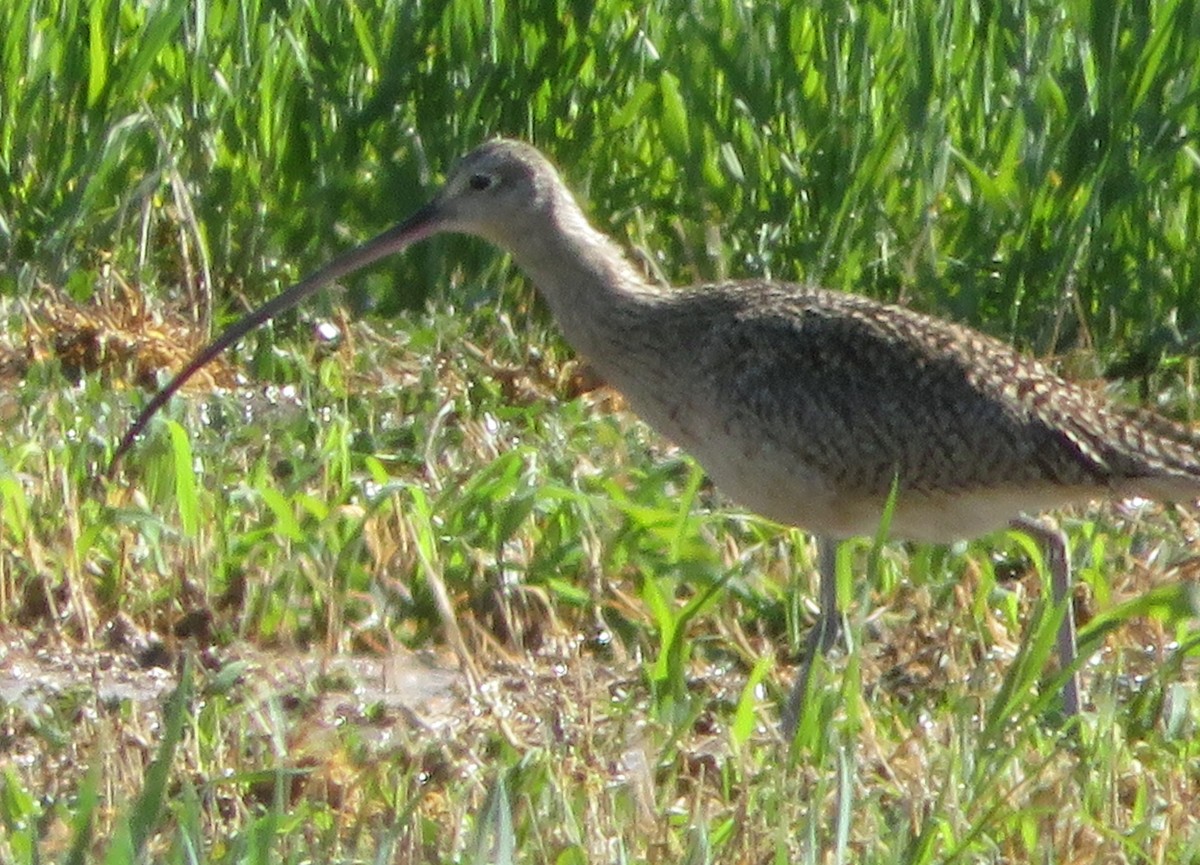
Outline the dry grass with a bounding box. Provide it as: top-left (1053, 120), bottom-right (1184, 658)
top-left (3, 278), bottom-right (236, 394)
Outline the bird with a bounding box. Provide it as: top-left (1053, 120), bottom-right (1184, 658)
top-left (109, 138), bottom-right (1200, 733)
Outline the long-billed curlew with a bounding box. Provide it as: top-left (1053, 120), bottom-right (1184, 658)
top-left (110, 139), bottom-right (1200, 731)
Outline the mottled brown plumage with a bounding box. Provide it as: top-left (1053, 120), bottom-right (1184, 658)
top-left (605, 282), bottom-right (1200, 537)
top-left (112, 138), bottom-right (1200, 730)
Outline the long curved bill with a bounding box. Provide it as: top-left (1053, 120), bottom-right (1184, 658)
top-left (107, 200), bottom-right (443, 476)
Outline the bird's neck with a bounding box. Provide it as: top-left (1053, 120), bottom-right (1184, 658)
top-left (504, 197), bottom-right (662, 361)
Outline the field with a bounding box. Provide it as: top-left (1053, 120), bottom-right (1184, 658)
top-left (3, 0), bottom-right (1200, 861)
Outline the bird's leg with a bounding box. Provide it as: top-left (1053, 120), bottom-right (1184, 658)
top-left (1010, 515), bottom-right (1081, 715)
top-left (782, 535), bottom-right (844, 737)
top-left (814, 535), bottom-right (843, 652)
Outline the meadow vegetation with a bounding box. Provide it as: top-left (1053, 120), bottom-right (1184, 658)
top-left (1, 0), bottom-right (1199, 861)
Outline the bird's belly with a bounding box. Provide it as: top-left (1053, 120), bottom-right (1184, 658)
top-left (697, 442), bottom-right (1095, 542)
top-left (655, 416), bottom-right (1095, 544)
top-left (618, 383), bottom-right (1100, 545)
top-left (648, 411), bottom-right (878, 536)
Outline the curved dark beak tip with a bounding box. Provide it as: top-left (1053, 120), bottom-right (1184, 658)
top-left (106, 198), bottom-right (443, 477)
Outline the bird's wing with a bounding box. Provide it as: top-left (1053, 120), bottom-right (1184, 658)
top-left (690, 286), bottom-right (1117, 497)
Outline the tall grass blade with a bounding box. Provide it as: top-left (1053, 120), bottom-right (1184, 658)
top-left (64, 759), bottom-right (102, 865)
top-left (128, 654), bottom-right (194, 855)
top-left (470, 774), bottom-right (515, 865)
top-left (165, 419), bottom-right (200, 536)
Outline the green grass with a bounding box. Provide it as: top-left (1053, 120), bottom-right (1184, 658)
top-left (2, 0), bottom-right (1200, 862)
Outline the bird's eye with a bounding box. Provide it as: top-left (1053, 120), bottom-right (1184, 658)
top-left (468, 173), bottom-right (494, 191)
